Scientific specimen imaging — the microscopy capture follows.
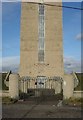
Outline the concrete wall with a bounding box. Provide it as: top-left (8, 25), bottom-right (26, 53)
top-left (0, 90), bottom-right (9, 97)
top-left (19, 2), bottom-right (64, 78)
top-left (19, 3), bottom-right (38, 77)
top-left (45, 2), bottom-right (63, 77)
top-left (73, 91), bottom-right (83, 98)
top-left (9, 74), bottom-right (19, 99)
top-left (63, 74), bottom-right (74, 99)
top-left (1, 89), bottom-right (83, 99)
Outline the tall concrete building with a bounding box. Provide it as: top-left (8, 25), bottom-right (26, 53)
top-left (19, 0), bottom-right (64, 89)
top-left (8, 1), bottom-right (79, 99)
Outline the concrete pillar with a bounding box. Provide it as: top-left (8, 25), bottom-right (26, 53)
top-left (20, 80), bottom-right (24, 93)
top-left (63, 74), bottom-right (74, 99)
top-left (24, 80), bottom-right (27, 93)
top-left (54, 81), bottom-right (62, 94)
top-left (9, 74), bottom-right (19, 99)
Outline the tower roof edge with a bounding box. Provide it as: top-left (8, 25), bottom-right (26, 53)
top-left (21, 0), bottom-right (62, 3)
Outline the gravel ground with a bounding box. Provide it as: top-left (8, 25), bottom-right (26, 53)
top-left (2, 100), bottom-right (82, 118)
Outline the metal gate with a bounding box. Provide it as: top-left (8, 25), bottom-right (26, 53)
top-left (20, 76), bottom-right (63, 92)
top-left (19, 76), bottom-right (63, 100)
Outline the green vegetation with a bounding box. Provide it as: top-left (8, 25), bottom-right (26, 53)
top-left (74, 73), bottom-right (83, 91)
top-left (0, 73), bottom-right (2, 90)
top-left (63, 97), bottom-right (83, 106)
top-left (0, 73), bottom-right (9, 90)
top-left (2, 97), bottom-right (17, 104)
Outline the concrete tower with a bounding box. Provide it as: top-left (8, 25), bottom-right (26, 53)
top-left (19, 0), bottom-right (64, 79)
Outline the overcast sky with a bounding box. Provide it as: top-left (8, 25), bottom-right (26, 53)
top-left (0, 1), bottom-right (82, 73)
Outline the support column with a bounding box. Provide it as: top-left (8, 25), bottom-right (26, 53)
top-left (9, 74), bottom-right (19, 99)
top-left (24, 80), bottom-right (27, 93)
top-left (63, 74), bottom-right (74, 99)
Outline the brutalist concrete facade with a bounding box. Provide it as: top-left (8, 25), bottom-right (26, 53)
top-left (8, 1), bottom-right (79, 99)
top-left (19, 1), bottom-right (64, 78)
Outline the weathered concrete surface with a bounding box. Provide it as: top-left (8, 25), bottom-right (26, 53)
top-left (63, 74), bottom-right (74, 99)
top-left (73, 91), bottom-right (83, 98)
top-left (2, 101), bottom-right (82, 118)
top-left (9, 74), bottom-right (19, 99)
top-left (19, 2), bottom-right (64, 77)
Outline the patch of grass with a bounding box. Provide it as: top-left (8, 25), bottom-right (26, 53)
top-left (74, 73), bottom-right (83, 91)
top-left (2, 97), bottom-right (18, 104)
top-left (0, 73), bottom-right (9, 90)
top-left (63, 97), bottom-right (83, 106)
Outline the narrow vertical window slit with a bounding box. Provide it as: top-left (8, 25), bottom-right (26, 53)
top-left (38, 4), bottom-right (45, 63)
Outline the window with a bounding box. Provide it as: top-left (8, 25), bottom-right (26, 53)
top-left (38, 4), bottom-right (45, 62)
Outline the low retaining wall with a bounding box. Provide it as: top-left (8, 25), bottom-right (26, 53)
top-left (0, 90), bottom-right (9, 97)
top-left (0, 90), bottom-right (83, 99)
top-left (73, 91), bottom-right (83, 98)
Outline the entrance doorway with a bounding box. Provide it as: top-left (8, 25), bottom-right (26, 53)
top-left (36, 76), bottom-right (46, 88)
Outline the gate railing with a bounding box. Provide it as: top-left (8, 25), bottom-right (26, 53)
top-left (19, 76), bottom-right (63, 94)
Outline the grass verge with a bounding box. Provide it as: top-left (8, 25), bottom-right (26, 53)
top-left (63, 97), bottom-right (83, 107)
top-left (2, 97), bottom-right (18, 104)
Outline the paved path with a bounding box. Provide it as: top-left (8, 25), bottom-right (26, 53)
top-left (2, 100), bottom-right (82, 118)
